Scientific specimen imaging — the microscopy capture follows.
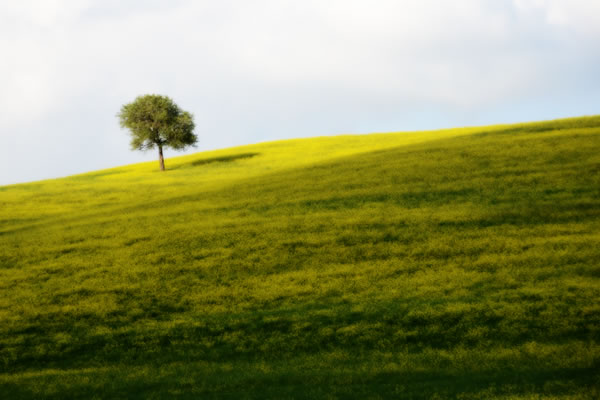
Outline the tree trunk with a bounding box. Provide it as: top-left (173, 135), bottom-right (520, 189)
top-left (158, 144), bottom-right (165, 171)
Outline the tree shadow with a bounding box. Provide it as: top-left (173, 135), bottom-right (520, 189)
top-left (191, 152), bottom-right (260, 166)
top-left (170, 152), bottom-right (261, 170)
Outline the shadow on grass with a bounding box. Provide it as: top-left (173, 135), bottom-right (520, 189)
top-left (69, 170), bottom-right (125, 181)
top-left (170, 152), bottom-right (261, 171)
top-left (191, 152), bottom-right (260, 166)
top-left (2, 361), bottom-right (598, 399)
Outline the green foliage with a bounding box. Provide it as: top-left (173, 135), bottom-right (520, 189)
top-left (118, 94), bottom-right (196, 170)
top-left (1, 116), bottom-right (599, 398)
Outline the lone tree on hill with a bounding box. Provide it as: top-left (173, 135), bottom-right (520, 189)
top-left (118, 94), bottom-right (197, 171)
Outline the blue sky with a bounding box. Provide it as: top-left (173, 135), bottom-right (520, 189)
top-left (1, 0), bottom-right (599, 185)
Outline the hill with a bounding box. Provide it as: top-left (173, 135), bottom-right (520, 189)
top-left (1, 116), bottom-right (599, 399)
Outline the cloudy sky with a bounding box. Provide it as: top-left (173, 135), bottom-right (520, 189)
top-left (1, 0), bottom-right (599, 185)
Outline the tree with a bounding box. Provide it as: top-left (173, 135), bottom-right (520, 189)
top-left (118, 94), bottom-right (197, 171)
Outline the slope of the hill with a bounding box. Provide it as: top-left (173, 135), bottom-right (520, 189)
top-left (1, 116), bottom-right (599, 399)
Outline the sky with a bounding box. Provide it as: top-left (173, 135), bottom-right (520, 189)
top-left (1, 0), bottom-right (599, 185)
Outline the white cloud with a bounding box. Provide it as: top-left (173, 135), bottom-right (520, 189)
top-left (513, 0), bottom-right (600, 34)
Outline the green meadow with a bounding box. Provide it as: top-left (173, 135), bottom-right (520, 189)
top-left (1, 116), bottom-right (599, 399)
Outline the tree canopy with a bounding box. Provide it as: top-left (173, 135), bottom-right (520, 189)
top-left (118, 94), bottom-right (197, 171)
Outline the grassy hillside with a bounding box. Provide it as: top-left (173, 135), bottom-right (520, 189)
top-left (1, 116), bottom-right (599, 399)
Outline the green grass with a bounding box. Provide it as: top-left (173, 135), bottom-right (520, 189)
top-left (1, 116), bottom-right (600, 399)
